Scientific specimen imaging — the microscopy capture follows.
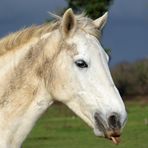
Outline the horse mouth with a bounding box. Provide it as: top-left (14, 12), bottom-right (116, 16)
top-left (110, 136), bottom-right (120, 144)
top-left (94, 113), bottom-right (121, 145)
top-left (105, 130), bottom-right (121, 144)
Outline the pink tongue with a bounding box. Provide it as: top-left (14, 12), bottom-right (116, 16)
top-left (111, 137), bottom-right (120, 145)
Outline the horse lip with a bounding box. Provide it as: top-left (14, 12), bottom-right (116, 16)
top-left (105, 129), bottom-right (121, 144)
top-left (110, 136), bottom-right (121, 145)
top-left (94, 112), bottom-right (121, 144)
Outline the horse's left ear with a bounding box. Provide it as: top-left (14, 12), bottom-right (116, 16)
top-left (61, 8), bottom-right (76, 37)
top-left (93, 12), bottom-right (108, 30)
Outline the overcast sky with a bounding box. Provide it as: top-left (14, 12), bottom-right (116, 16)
top-left (103, 0), bottom-right (148, 65)
top-left (0, 0), bottom-right (147, 66)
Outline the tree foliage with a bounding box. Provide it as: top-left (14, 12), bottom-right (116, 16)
top-left (111, 59), bottom-right (148, 97)
top-left (66, 0), bottom-right (113, 19)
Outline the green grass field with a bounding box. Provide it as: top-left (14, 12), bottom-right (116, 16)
top-left (22, 101), bottom-right (148, 148)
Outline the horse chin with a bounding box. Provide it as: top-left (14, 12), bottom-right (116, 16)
top-left (93, 128), bottom-right (104, 137)
top-left (93, 128), bottom-right (121, 145)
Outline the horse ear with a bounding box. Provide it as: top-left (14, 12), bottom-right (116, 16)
top-left (61, 8), bottom-right (76, 37)
top-left (93, 12), bottom-right (108, 30)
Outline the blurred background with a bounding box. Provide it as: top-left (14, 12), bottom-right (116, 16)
top-left (0, 0), bottom-right (148, 147)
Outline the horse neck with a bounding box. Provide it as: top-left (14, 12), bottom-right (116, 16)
top-left (0, 32), bottom-right (61, 147)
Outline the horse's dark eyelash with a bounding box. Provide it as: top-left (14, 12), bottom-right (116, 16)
top-left (75, 59), bottom-right (88, 68)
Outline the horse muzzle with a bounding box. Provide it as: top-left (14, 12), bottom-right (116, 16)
top-left (94, 112), bottom-right (126, 144)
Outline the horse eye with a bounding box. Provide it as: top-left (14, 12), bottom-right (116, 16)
top-left (75, 59), bottom-right (88, 68)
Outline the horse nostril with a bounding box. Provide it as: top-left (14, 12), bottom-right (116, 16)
top-left (94, 112), bottom-right (107, 132)
top-left (108, 115), bottom-right (117, 128)
top-left (108, 113), bottom-right (121, 129)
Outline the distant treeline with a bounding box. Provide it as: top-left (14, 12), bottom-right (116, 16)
top-left (111, 59), bottom-right (148, 97)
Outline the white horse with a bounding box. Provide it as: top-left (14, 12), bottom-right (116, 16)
top-left (0, 9), bottom-right (127, 147)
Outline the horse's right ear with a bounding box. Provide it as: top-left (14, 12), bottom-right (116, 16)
top-left (61, 8), bottom-right (77, 37)
top-left (93, 12), bottom-right (108, 30)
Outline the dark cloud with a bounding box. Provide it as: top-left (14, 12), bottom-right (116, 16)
top-left (0, 0), bottom-right (147, 65)
top-left (109, 0), bottom-right (148, 21)
top-left (0, 0), bottom-right (67, 36)
top-left (102, 0), bottom-right (148, 65)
